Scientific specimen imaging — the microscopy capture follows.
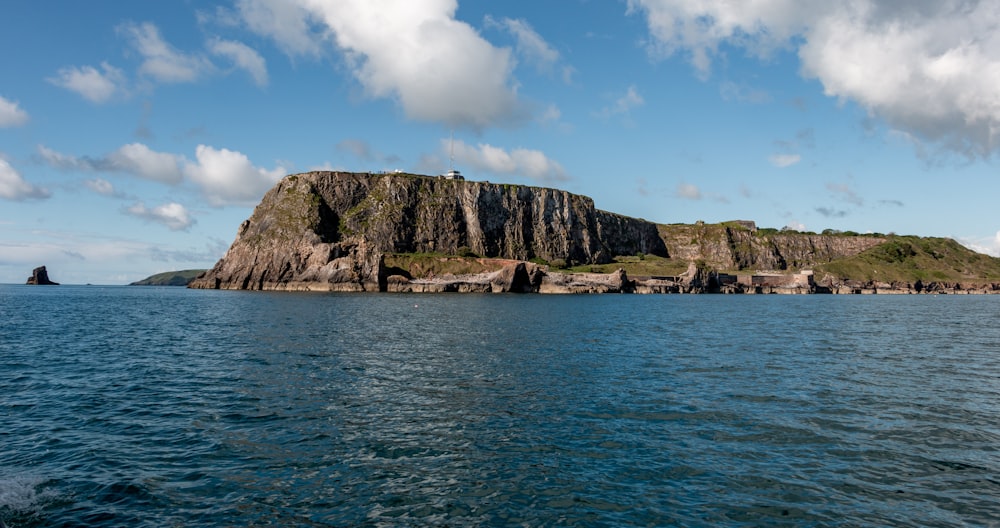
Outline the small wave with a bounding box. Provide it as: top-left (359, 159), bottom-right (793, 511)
top-left (0, 474), bottom-right (58, 525)
top-left (0, 476), bottom-right (45, 513)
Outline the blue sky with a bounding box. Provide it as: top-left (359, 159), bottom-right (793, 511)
top-left (2, 0), bottom-right (999, 285)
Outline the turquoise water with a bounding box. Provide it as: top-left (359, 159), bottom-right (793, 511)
top-left (2, 285), bottom-right (999, 526)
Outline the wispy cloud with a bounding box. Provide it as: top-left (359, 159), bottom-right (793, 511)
top-left (598, 85), bottom-right (644, 118)
top-left (0, 95), bottom-right (29, 127)
top-left (47, 62), bottom-right (127, 103)
top-left (675, 183), bottom-right (702, 200)
top-left (120, 22), bottom-right (214, 84)
top-left (826, 182), bottom-right (864, 206)
top-left (84, 178), bottom-right (127, 198)
top-left (0, 158), bottom-right (50, 201)
top-left (38, 143), bottom-right (184, 184)
top-left (768, 154), bottom-right (801, 168)
top-left (815, 206), bottom-right (848, 218)
top-left (336, 139), bottom-right (377, 162)
top-left (486, 15), bottom-right (573, 82)
top-left (720, 81), bottom-right (770, 104)
top-left (448, 139), bottom-right (569, 183)
top-left (207, 37), bottom-right (268, 87)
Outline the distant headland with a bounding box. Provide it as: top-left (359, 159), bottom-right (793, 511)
top-left (130, 269), bottom-right (207, 287)
top-left (184, 171), bottom-right (1000, 294)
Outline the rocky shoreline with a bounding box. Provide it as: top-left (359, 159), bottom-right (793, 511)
top-left (192, 255), bottom-right (1000, 295)
top-left (387, 265), bottom-right (1000, 295)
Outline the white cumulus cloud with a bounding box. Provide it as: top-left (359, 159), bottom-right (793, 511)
top-left (125, 201), bottom-right (195, 231)
top-left (0, 158), bottom-right (50, 201)
top-left (37, 143), bottom-right (183, 184)
top-left (628, 0), bottom-right (1000, 158)
top-left (208, 38), bottom-right (268, 87)
top-left (107, 143), bottom-right (184, 184)
top-left (0, 95), bottom-right (29, 127)
top-left (183, 144), bottom-right (287, 206)
top-left (238, 0), bottom-right (526, 129)
top-left (449, 139), bottom-right (568, 182)
top-left (38, 143), bottom-right (285, 206)
top-left (47, 62), bottom-right (127, 103)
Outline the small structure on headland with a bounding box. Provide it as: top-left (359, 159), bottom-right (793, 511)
top-left (26, 266), bottom-right (59, 285)
top-left (443, 168), bottom-right (464, 180)
top-left (441, 130), bottom-right (465, 180)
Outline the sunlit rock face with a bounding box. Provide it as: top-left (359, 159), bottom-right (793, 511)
top-left (190, 171), bottom-right (666, 291)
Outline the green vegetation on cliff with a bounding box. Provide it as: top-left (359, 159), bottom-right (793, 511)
top-left (815, 236), bottom-right (1000, 283)
top-left (576, 224), bottom-right (1000, 286)
top-left (131, 269), bottom-right (206, 286)
top-left (567, 254), bottom-right (690, 276)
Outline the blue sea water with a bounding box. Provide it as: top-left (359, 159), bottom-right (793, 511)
top-left (2, 285), bottom-right (999, 527)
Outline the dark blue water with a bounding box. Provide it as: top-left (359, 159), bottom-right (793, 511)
top-left (2, 285), bottom-right (999, 527)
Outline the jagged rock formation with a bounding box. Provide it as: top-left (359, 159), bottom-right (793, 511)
top-left (190, 171), bottom-right (667, 291)
top-left (26, 266), bottom-right (59, 285)
top-left (813, 277), bottom-right (1000, 295)
top-left (385, 259), bottom-right (547, 293)
top-left (658, 223), bottom-right (886, 271)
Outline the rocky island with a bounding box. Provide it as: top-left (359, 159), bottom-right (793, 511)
top-left (190, 171), bottom-right (1000, 294)
top-left (26, 266), bottom-right (59, 285)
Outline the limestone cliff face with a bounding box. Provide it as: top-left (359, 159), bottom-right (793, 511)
top-left (191, 171), bottom-right (666, 291)
top-left (658, 224), bottom-right (886, 271)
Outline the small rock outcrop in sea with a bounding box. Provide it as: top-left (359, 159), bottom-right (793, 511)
top-left (190, 171), bottom-right (667, 291)
top-left (26, 266), bottom-right (59, 285)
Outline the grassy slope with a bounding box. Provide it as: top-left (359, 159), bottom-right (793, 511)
top-left (383, 253), bottom-right (502, 277)
top-left (130, 269), bottom-right (207, 286)
top-left (566, 255), bottom-right (690, 276)
top-left (814, 236), bottom-right (1000, 283)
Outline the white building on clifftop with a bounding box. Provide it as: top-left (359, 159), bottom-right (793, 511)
top-left (442, 130), bottom-right (465, 180)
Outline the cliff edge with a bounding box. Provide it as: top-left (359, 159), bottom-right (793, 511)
top-left (190, 171), bottom-right (666, 291)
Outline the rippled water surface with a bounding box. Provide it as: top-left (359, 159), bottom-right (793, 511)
top-left (2, 285), bottom-right (1000, 526)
